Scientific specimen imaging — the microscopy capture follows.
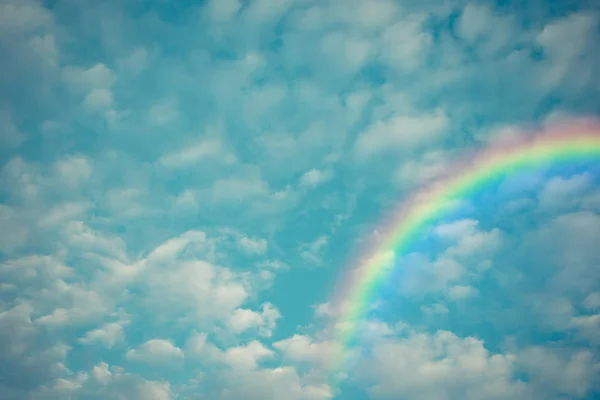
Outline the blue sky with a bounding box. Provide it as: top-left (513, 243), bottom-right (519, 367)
top-left (1, 0), bottom-right (600, 398)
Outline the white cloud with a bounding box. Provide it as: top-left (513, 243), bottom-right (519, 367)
top-left (104, 108), bottom-right (131, 125)
top-left (457, 2), bottom-right (516, 55)
top-left (92, 362), bottom-right (112, 384)
top-left (314, 302), bottom-right (338, 319)
top-left (445, 226), bottom-right (503, 258)
top-left (243, 0), bottom-right (294, 24)
top-left (570, 314), bottom-right (600, 345)
top-left (340, 0), bottom-right (399, 31)
top-left (45, 362), bottom-right (176, 399)
top-left (37, 202), bottom-right (91, 228)
top-left (62, 220), bottom-right (127, 261)
top-left (395, 150), bottom-right (450, 187)
top-left (299, 169), bottom-right (332, 188)
top-left (102, 187), bottom-right (147, 219)
top-left (185, 331), bottom-right (208, 357)
top-left (2, 254), bottom-right (117, 339)
top-left (299, 236), bottom-right (329, 266)
top-left (205, 0), bottom-right (242, 22)
top-left (147, 100), bottom-right (178, 125)
top-left (379, 15), bottom-right (432, 71)
top-left (53, 155), bottom-right (92, 188)
top-left (39, 120), bottom-right (69, 136)
top-left (535, 12), bottom-right (598, 90)
top-left (144, 230), bottom-right (208, 264)
top-left (80, 319), bottom-right (129, 348)
top-left (215, 365), bottom-right (333, 400)
top-left (173, 189), bottom-right (198, 210)
top-left (126, 339), bottom-right (184, 364)
top-left (2, 156), bottom-right (42, 202)
top-left (516, 346), bottom-right (600, 398)
top-left (227, 302), bottom-right (281, 337)
top-left (237, 235), bottom-right (268, 255)
top-left (361, 320), bottom-right (398, 342)
top-left (142, 257), bottom-right (249, 324)
top-left (0, 0), bottom-right (52, 35)
top-left (0, 255), bottom-right (72, 284)
top-left (274, 334), bottom-right (334, 366)
top-left (474, 124), bottom-right (529, 145)
top-left (223, 340), bottom-right (274, 370)
top-left (210, 176), bottom-right (270, 204)
top-left (536, 12), bottom-right (596, 62)
top-left (583, 292), bottom-right (600, 311)
top-left (434, 219), bottom-right (479, 240)
top-left (62, 63), bottom-right (116, 92)
top-left (457, 3), bottom-right (491, 43)
top-left (421, 303), bottom-right (449, 319)
top-left (241, 84), bottom-right (288, 129)
top-left (0, 109), bottom-right (26, 148)
top-left (0, 283), bottom-right (17, 292)
top-left (257, 259), bottom-right (289, 271)
top-left (255, 133), bottom-right (298, 161)
top-left (244, 183), bottom-right (301, 219)
top-left (33, 280), bottom-right (109, 328)
top-left (489, 210), bottom-right (600, 337)
top-left (529, 295), bottom-right (576, 332)
top-left (538, 172), bottom-right (594, 211)
top-left (525, 211), bottom-right (600, 297)
top-left (202, 334), bottom-right (330, 399)
top-left (83, 88), bottom-right (114, 110)
top-left (319, 31), bottom-right (372, 75)
top-left (581, 190), bottom-right (600, 211)
top-left (0, 205), bottom-right (29, 253)
top-left (0, 303), bottom-right (73, 394)
top-left (158, 138), bottom-right (235, 169)
top-left (131, 380), bottom-right (174, 400)
top-left (120, 46), bottom-right (148, 73)
top-left (29, 33), bottom-right (58, 66)
top-left (0, 304), bottom-right (37, 359)
top-left (354, 110), bottom-right (448, 159)
top-left (434, 219), bottom-right (503, 258)
top-left (358, 330), bottom-right (527, 400)
top-left (399, 254), bottom-right (464, 296)
top-left (35, 307), bottom-right (85, 327)
top-left (47, 373), bottom-right (89, 394)
top-left (447, 285), bottom-right (478, 300)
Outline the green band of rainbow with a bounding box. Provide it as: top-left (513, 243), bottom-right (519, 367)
top-left (328, 120), bottom-right (600, 376)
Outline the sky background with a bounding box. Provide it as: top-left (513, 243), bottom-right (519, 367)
top-left (1, 0), bottom-right (600, 399)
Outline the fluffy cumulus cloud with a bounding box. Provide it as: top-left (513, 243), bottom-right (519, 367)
top-left (356, 328), bottom-right (527, 399)
top-left (126, 339), bottom-right (184, 365)
top-left (1, 0), bottom-right (600, 399)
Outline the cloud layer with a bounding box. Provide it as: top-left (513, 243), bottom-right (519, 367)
top-left (1, 0), bottom-right (599, 399)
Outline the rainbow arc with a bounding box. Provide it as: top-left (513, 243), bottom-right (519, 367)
top-left (327, 119), bottom-right (600, 377)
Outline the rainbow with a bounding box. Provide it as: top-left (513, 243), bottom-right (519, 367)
top-left (328, 119), bottom-right (600, 376)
